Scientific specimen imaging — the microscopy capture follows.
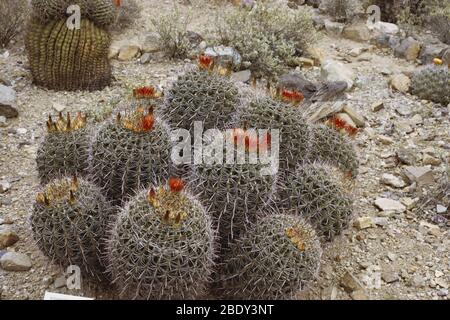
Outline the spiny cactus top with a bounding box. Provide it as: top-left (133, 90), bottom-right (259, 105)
top-left (90, 106), bottom-right (173, 205)
top-left (36, 112), bottom-right (90, 185)
top-left (219, 214), bottom-right (322, 300)
top-left (164, 58), bottom-right (239, 131)
top-left (411, 64), bottom-right (450, 105)
top-left (31, 0), bottom-right (116, 27)
top-left (106, 180), bottom-right (215, 300)
top-left (31, 176), bottom-right (114, 280)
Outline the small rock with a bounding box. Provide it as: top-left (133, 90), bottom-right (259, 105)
top-left (0, 252), bottom-right (32, 271)
top-left (231, 70), bottom-right (252, 83)
top-left (396, 148), bottom-right (416, 165)
top-left (436, 205), bottom-right (447, 214)
top-left (435, 270), bottom-right (444, 278)
top-left (378, 135), bottom-right (394, 145)
top-left (16, 128), bottom-right (27, 135)
top-left (403, 166), bottom-right (434, 186)
top-left (422, 154), bottom-right (441, 166)
top-left (343, 23), bottom-right (371, 42)
top-left (349, 47), bottom-right (364, 57)
top-left (381, 173), bottom-right (406, 188)
top-left (0, 180), bottom-right (11, 193)
top-left (401, 197), bottom-right (417, 210)
top-left (0, 84), bottom-right (18, 118)
top-left (437, 289), bottom-right (448, 297)
top-left (395, 104), bottom-right (413, 117)
top-left (350, 289), bottom-right (368, 300)
top-left (321, 59), bottom-right (355, 89)
top-left (204, 46), bottom-right (242, 68)
top-left (340, 271), bottom-right (366, 294)
top-left (354, 217), bottom-right (374, 230)
top-left (372, 21), bottom-right (399, 35)
top-left (118, 45), bottom-right (140, 61)
top-left (372, 101), bottom-right (384, 112)
top-left (411, 275), bottom-right (426, 287)
top-left (0, 115), bottom-right (7, 127)
top-left (0, 226), bottom-right (19, 249)
top-left (374, 198), bottom-right (406, 213)
top-left (373, 217), bottom-right (389, 226)
top-left (395, 121), bottom-right (413, 134)
top-left (140, 52), bottom-right (152, 64)
top-left (389, 74), bottom-right (411, 93)
top-left (52, 102), bottom-right (66, 113)
top-left (410, 114), bottom-right (423, 125)
top-left (394, 37), bottom-right (421, 61)
top-left (54, 275), bottom-right (67, 289)
top-left (435, 278), bottom-right (448, 289)
top-left (342, 105), bottom-right (365, 127)
top-left (382, 271), bottom-right (400, 284)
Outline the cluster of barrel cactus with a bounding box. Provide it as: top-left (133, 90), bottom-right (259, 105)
top-left (410, 64), bottom-right (450, 105)
top-left (32, 56), bottom-right (359, 300)
top-left (26, 0), bottom-right (114, 91)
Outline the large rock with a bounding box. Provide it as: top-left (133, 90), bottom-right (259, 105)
top-left (403, 166), bottom-right (434, 186)
top-left (389, 74), bottom-right (411, 93)
top-left (372, 21), bottom-right (399, 35)
top-left (394, 37), bottom-right (421, 61)
top-left (343, 23), bottom-right (371, 42)
top-left (0, 227), bottom-right (19, 249)
top-left (0, 85), bottom-right (18, 118)
top-left (204, 46), bottom-right (242, 68)
top-left (321, 59), bottom-right (355, 89)
top-left (0, 252), bottom-right (32, 272)
top-left (374, 198), bottom-right (406, 213)
top-left (118, 45), bottom-right (141, 61)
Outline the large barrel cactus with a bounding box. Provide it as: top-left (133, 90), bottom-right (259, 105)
top-left (90, 107), bottom-right (173, 205)
top-left (26, 0), bottom-right (113, 91)
top-left (36, 112), bottom-right (90, 185)
top-left (106, 179), bottom-right (215, 299)
top-left (219, 214), bottom-right (322, 300)
top-left (31, 176), bottom-right (114, 280)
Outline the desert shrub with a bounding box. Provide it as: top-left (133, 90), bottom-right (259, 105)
top-left (149, 7), bottom-right (192, 59)
top-left (0, 0), bottom-right (30, 48)
top-left (112, 0), bottom-right (141, 30)
top-left (321, 0), bottom-right (362, 23)
top-left (214, 3), bottom-right (317, 79)
top-left (428, 4), bottom-right (450, 44)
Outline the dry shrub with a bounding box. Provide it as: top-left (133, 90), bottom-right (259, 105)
top-left (0, 0), bottom-right (30, 48)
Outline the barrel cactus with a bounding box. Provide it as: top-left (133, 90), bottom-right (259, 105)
top-left (106, 179), bottom-right (215, 299)
top-left (277, 162), bottom-right (354, 241)
top-left (219, 214), bottom-right (322, 299)
top-left (36, 112), bottom-right (90, 185)
top-left (308, 124), bottom-right (359, 177)
top-left (31, 176), bottom-right (114, 280)
top-left (410, 65), bottom-right (450, 105)
top-left (30, 0), bottom-right (116, 27)
top-left (90, 107), bottom-right (173, 205)
top-left (164, 66), bottom-right (239, 131)
top-left (190, 129), bottom-right (277, 256)
top-left (237, 95), bottom-right (311, 172)
top-left (26, 0), bottom-right (113, 91)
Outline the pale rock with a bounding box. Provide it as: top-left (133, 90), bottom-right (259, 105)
top-left (351, 290), bottom-right (369, 300)
top-left (403, 166), bottom-right (434, 186)
top-left (374, 198), bottom-right (406, 213)
top-left (16, 128), bottom-right (27, 135)
top-left (395, 121), bottom-right (413, 134)
top-left (395, 104), bottom-right (413, 116)
top-left (343, 23), bottom-right (371, 42)
top-left (343, 105), bottom-right (365, 127)
top-left (422, 154), bottom-right (441, 166)
top-left (0, 180), bottom-right (11, 193)
top-left (349, 47), bottom-right (364, 57)
top-left (118, 45), bottom-right (141, 61)
top-left (382, 271), bottom-right (399, 283)
top-left (52, 102), bottom-right (66, 113)
top-left (139, 53), bottom-right (152, 64)
top-left (204, 46), bottom-right (242, 68)
top-left (0, 252), bottom-right (32, 271)
top-left (410, 114), bottom-right (423, 125)
top-left (354, 217), bottom-right (374, 230)
top-left (0, 115), bottom-right (7, 127)
top-left (435, 278), bottom-right (448, 289)
top-left (435, 270), bottom-right (444, 278)
top-left (436, 205), bottom-right (447, 214)
top-left (0, 226), bottom-right (19, 249)
top-left (378, 135), bottom-right (394, 145)
top-left (372, 101), bottom-right (384, 112)
top-left (321, 59), bottom-right (355, 89)
top-left (381, 173), bottom-right (406, 188)
top-left (394, 37), bottom-right (421, 61)
top-left (401, 197), bottom-right (417, 210)
top-left (335, 112), bottom-right (357, 128)
top-left (341, 271), bottom-right (366, 296)
top-left (389, 74), bottom-right (411, 93)
top-left (373, 217), bottom-right (389, 226)
top-left (0, 85), bottom-right (18, 118)
top-left (372, 21), bottom-right (399, 35)
top-left (231, 70), bottom-right (251, 83)
top-left (411, 275), bottom-right (426, 287)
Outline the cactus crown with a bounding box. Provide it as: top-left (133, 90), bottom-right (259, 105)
top-left (46, 112), bottom-right (87, 133)
top-left (147, 179), bottom-right (189, 227)
top-left (116, 106), bottom-right (155, 133)
top-left (36, 175), bottom-right (79, 205)
top-left (133, 86), bottom-right (163, 99)
top-left (285, 223), bottom-right (315, 252)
